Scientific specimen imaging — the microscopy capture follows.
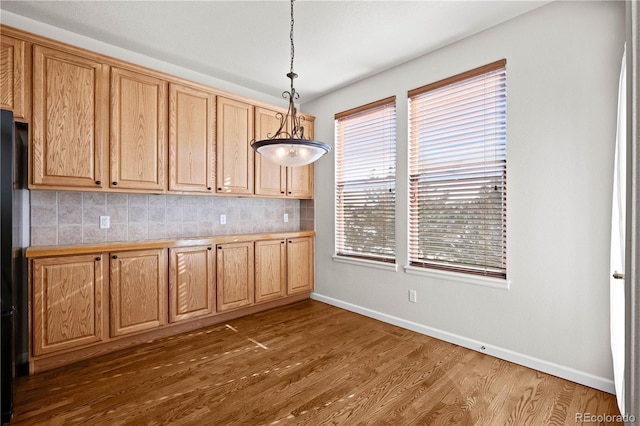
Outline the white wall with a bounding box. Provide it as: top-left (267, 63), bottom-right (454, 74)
top-left (304, 0), bottom-right (625, 393)
top-left (0, 11), bottom-right (284, 107)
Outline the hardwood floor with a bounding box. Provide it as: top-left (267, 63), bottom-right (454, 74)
top-left (10, 300), bottom-right (621, 425)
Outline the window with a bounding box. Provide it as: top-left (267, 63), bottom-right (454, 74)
top-left (335, 97), bottom-right (396, 263)
top-left (408, 60), bottom-right (507, 278)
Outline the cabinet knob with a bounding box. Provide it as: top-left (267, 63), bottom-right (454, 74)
top-left (95, 257), bottom-right (101, 261)
top-left (207, 247), bottom-right (212, 250)
top-left (218, 188), bottom-right (222, 191)
top-left (207, 187), bottom-right (212, 190)
top-left (281, 191), bottom-right (285, 194)
top-left (112, 181), bottom-right (118, 186)
top-left (281, 241), bottom-right (285, 244)
top-left (112, 255), bottom-right (118, 259)
top-left (95, 180), bottom-right (101, 185)
top-left (288, 191), bottom-right (292, 194)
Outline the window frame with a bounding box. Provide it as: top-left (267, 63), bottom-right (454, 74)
top-left (334, 96), bottom-right (397, 266)
top-left (407, 59), bottom-right (508, 282)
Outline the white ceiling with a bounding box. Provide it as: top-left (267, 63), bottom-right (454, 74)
top-left (0, 0), bottom-right (550, 102)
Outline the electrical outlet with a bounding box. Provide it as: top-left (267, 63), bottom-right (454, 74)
top-left (99, 216), bottom-right (110, 229)
top-left (409, 289), bottom-right (417, 303)
top-left (284, 213), bottom-right (289, 223)
top-left (220, 214), bottom-right (226, 225)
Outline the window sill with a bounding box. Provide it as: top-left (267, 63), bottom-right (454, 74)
top-left (332, 255), bottom-right (398, 272)
top-left (403, 265), bottom-right (510, 290)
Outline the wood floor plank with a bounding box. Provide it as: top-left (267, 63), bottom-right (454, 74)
top-left (9, 300), bottom-right (621, 425)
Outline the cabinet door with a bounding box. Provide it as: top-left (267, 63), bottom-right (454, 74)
top-left (0, 35), bottom-right (28, 120)
top-left (32, 45), bottom-right (108, 188)
top-left (169, 245), bottom-right (215, 323)
top-left (287, 237), bottom-right (314, 295)
top-left (287, 163), bottom-right (314, 199)
top-left (110, 67), bottom-right (167, 191)
top-left (286, 115), bottom-right (315, 198)
top-left (216, 96), bottom-right (253, 195)
top-left (255, 239), bottom-right (286, 303)
top-left (216, 242), bottom-right (254, 312)
top-left (254, 107), bottom-right (286, 197)
top-left (168, 83), bottom-right (216, 193)
top-left (110, 248), bottom-right (167, 337)
top-left (32, 254), bottom-right (106, 356)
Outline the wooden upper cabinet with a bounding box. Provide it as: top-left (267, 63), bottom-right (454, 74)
top-left (169, 245), bottom-right (215, 323)
top-left (110, 248), bottom-right (167, 337)
top-left (286, 236), bottom-right (314, 295)
top-left (254, 107), bottom-right (286, 197)
top-left (168, 83), bottom-right (216, 193)
top-left (110, 67), bottom-right (167, 191)
top-left (216, 96), bottom-right (253, 195)
top-left (254, 108), bottom-right (314, 199)
top-left (32, 254), bottom-right (107, 356)
top-left (287, 162), bottom-right (314, 199)
top-left (216, 241), bottom-right (254, 312)
top-left (287, 114), bottom-right (315, 199)
top-left (255, 239), bottom-right (287, 304)
top-left (32, 45), bottom-right (108, 189)
top-left (0, 34), bottom-right (28, 121)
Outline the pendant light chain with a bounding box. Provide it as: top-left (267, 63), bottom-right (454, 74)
top-left (290, 0), bottom-right (295, 76)
top-left (287, 0), bottom-right (301, 138)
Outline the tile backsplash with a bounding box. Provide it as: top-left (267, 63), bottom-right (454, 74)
top-left (30, 191), bottom-right (305, 246)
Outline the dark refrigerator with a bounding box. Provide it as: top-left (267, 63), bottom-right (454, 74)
top-left (1, 109), bottom-right (28, 425)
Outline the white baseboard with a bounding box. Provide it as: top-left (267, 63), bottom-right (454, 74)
top-left (310, 292), bottom-right (615, 394)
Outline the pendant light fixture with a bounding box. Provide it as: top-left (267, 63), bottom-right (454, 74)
top-left (250, 0), bottom-right (331, 167)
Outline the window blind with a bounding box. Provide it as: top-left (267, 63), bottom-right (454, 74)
top-left (408, 60), bottom-right (507, 278)
top-left (335, 96), bottom-right (396, 263)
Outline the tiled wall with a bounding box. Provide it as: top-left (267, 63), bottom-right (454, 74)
top-left (300, 199), bottom-right (315, 231)
top-left (30, 191), bottom-right (303, 246)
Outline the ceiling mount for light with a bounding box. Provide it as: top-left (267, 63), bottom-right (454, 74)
top-left (250, 0), bottom-right (331, 167)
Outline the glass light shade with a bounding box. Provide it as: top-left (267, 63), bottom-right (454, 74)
top-left (253, 138), bottom-right (331, 167)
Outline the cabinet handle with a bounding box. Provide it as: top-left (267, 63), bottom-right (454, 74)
top-left (207, 247), bottom-right (212, 250)
top-left (95, 257), bottom-right (101, 261)
top-left (95, 180), bottom-right (101, 185)
top-left (112, 255), bottom-right (118, 259)
top-left (112, 181), bottom-right (118, 186)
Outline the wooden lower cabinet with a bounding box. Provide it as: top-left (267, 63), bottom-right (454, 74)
top-left (32, 254), bottom-right (107, 356)
top-left (255, 239), bottom-right (287, 303)
top-left (287, 237), bottom-right (314, 295)
top-left (110, 248), bottom-right (167, 337)
top-left (169, 245), bottom-right (215, 323)
top-left (216, 241), bottom-right (254, 312)
top-left (27, 234), bottom-right (313, 371)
